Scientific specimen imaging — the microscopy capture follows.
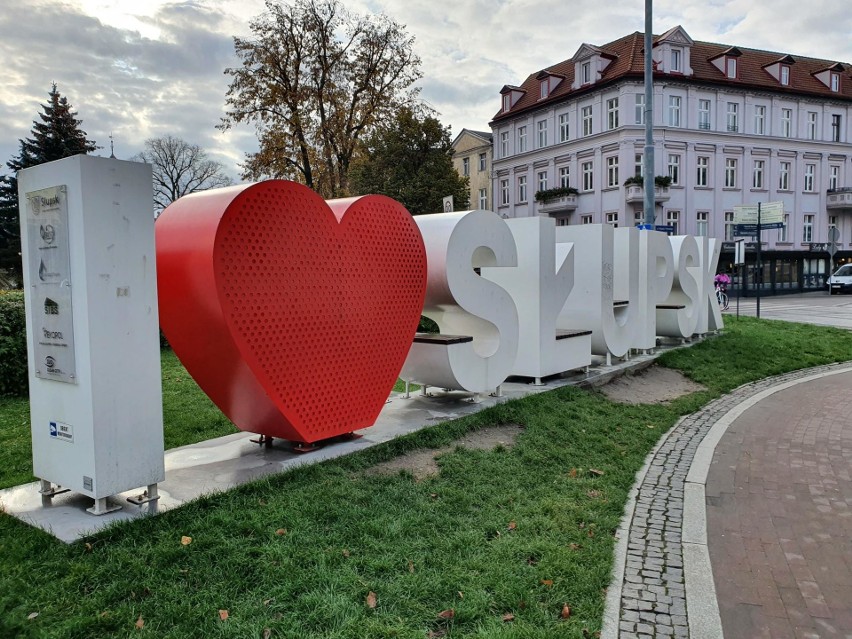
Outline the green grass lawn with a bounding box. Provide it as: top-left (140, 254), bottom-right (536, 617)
top-left (1, 316), bottom-right (851, 638)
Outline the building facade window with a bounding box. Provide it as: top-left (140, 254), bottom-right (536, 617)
top-left (540, 81), bottom-right (549, 100)
top-left (635, 94), bottom-right (645, 125)
top-left (635, 154), bottom-right (644, 178)
top-left (725, 158), bottom-right (738, 188)
top-left (537, 120), bottom-right (548, 148)
top-left (781, 109), bottom-right (792, 137)
top-left (559, 113), bottom-right (570, 142)
top-left (581, 214), bottom-right (593, 224)
top-left (698, 99), bottom-right (711, 129)
top-left (666, 210), bottom-right (679, 235)
top-left (502, 94), bottom-right (511, 113)
top-left (634, 211), bottom-right (644, 227)
top-left (780, 65), bottom-right (790, 85)
top-left (671, 48), bottom-right (682, 72)
top-left (478, 188), bottom-right (487, 209)
top-left (832, 114), bottom-right (842, 142)
top-left (581, 61), bottom-right (591, 84)
top-left (582, 106), bottom-right (593, 136)
top-left (500, 179), bottom-right (509, 205)
top-left (478, 153), bottom-right (486, 171)
top-left (606, 156), bottom-right (619, 187)
top-left (781, 213), bottom-right (789, 242)
top-left (607, 97), bottom-right (619, 130)
top-left (804, 164), bottom-right (815, 192)
top-left (725, 211), bottom-right (735, 241)
top-left (830, 165), bottom-right (840, 191)
top-left (696, 211), bottom-right (708, 237)
top-left (538, 171), bottom-right (548, 193)
top-left (462, 157), bottom-right (470, 177)
top-left (517, 175), bottom-right (527, 202)
top-left (752, 160), bottom-right (765, 189)
top-left (500, 132), bottom-right (509, 157)
top-left (668, 154), bottom-right (680, 185)
top-left (754, 105), bottom-right (766, 134)
top-left (668, 96), bottom-right (682, 127)
top-left (779, 161), bottom-right (791, 190)
top-left (517, 126), bottom-right (527, 153)
top-left (696, 156), bottom-right (709, 187)
top-left (831, 73), bottom-right (840, 92)
top-left (803, 214), bottom-right (814, 243)
top-left (726, 57), bottom-right (737, 78)
top-left (726, 102), bottom-right (739, 132)
top-left (605, 212), bottom-right (618, 226)
top-left (582, 161), bottom-right (594, 191)
top-left (829, 215), bottom-right (839, 240)
top-left (807, 112), bottom-right (818, 140)
top-left (559, 166), bottom-right (570, 188)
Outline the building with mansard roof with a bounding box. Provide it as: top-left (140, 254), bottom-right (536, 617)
top-left (489, 26), bottom-right (852, 293)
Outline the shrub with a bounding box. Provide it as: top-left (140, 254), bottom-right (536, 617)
top-left (534, 186), bottom-right (579, 203)
top-left (0, 290), bottom-right (28, 397)
top-left (622, 175), bottom-right (673, 187)
top-left (417, 315), bottom-right (439, 333)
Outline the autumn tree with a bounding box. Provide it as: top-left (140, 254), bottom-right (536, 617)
top-left (221, 0), bottom-right (422, 198)
top-left (349, 108), bottom-right (469, 215)
top-left (0, 84), bottom-right (98, 286)
top-left (134, 135), bottom-right (233, 215)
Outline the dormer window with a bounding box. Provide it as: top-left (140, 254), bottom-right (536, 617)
top-left (671, 48), bottom-right (682, 72)
top-left (540, 82), bottom-right (549, 99)
top-left (581, 61), bottom-right (591, 84)
top-left (780, 65), bottom-right (790, 85)
top-left (831, 72), bottom-right (840, 92)
top-left (726, 57), bottom-right (737, 78)
top-left (502, 94), bottom-right (511, 113)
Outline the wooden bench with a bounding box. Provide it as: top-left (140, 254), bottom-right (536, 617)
top-left (401, 333), bottom-right (496, 400)
top-left (556, 328), bottom-right (593, 340)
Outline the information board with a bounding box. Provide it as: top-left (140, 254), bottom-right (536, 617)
top-left (733, 201), bottom-right (784, 225)
top-left (25, 185), bottom-right (77, 384)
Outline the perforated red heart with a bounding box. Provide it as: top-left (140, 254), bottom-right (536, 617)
top-left (156, 181), bottom-right (426, 443)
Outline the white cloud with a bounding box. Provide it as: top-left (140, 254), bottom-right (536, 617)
top-left (1, 0), bottom-right (850, 181)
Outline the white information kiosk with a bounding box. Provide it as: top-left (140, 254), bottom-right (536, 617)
top-left (18, 155), bottom-right (164, 515)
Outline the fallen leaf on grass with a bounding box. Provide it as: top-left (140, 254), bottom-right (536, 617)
top-left (263, 598), bottom-right (273, 606)
top-left (588, 468), bottom-right (604, 477)
top-left (342, 549), bottom-right (350, 558)
top-left (135, 616), bottom-right (144, 629)
top-left (408, 560), bottom-right (415, 573)
top-left (540, 579), bottom-right (553, 587)
top-left (99, 611), bottom-right (109, 618)
top-left (366, 592), bottom-right (377, 609)
top-left (218, 609), bottom-right (229, 621)
top-left (180, 536), bottom-right (192, 546)
top-left (569, 543), bottom-right (581, 551)
top-left (262, 629), bottom-right (272, 639)
top-left (586, 490), bottom-right (602, 499)
top-left (27, 612), bottom-right (38, 620)
top-left (437, 609), bottom-right (455, 619)
top-left (507, 521), bottom-right (517, 531)
top-left (426, 631), bottom-right (447, 638)
top-left (84, 542), bottom-right (93, 552)
top-left (275, 528), bottom-right (287, 536)
top-left (502, 613), bottom-right (515, 622)
top-left (560, 604), bottom-right (572, 619)
top-left (568, 468), bottom-right (578, 478)
top-left (457, 591), bottom-right (464, 599)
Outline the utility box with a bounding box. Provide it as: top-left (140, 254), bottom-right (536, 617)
top-left (18, 155), bottom-right (164, 514)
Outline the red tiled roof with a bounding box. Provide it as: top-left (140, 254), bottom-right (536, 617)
top-left (491, 30), bottom-right (852, 124)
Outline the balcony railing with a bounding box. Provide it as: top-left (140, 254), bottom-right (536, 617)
top-left (624, 185), bottom-right (670, 204)
top-left (698, 122), bottom-right (711, 130)
top-left (827, 187), bottom-right (852, 211)
top-left (537, 195), bottom-right (578, 215)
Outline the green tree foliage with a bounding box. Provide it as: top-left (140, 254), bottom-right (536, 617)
top-left (348, 108), bottom-right (469, 215)
top-left (221, 0), bottom-right (422, 198)
top-left (0, 85), bottom-right (98, 286)
top-left (133, 135), bottom-right (232, 215)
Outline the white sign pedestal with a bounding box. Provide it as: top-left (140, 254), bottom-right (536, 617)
top-left (18, 155), bottom-right (164, 515)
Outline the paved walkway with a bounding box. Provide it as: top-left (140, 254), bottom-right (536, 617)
top-left (603, 363), bottom-right (852, 639)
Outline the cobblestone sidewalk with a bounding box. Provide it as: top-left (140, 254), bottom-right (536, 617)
top-left (603, 362), bottom-right (852, 639)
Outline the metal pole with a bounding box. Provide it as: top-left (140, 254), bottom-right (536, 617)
top-left (642, 0), bottom-right (655, 229)
top-left (756, 202), bottom-right (761, 319)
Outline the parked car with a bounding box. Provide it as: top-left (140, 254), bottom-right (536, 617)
top-left (828, 264), bottom-right (852, 294)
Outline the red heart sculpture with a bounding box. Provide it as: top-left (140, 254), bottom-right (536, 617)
top-left (156, 181), bottom-right (426, 443)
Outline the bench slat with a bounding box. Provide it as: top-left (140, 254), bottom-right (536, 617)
top-left (412, 333), bottom-right (473, 345)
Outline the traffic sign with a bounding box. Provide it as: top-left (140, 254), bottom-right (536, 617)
top-left (654, 224), bottom-right (675, 233)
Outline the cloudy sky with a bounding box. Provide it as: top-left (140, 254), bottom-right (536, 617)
top-left (2, 0), bottom-right (851, 182)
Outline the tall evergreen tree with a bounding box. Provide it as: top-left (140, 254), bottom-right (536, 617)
top-left (0, 84), bottom-right (98, 286)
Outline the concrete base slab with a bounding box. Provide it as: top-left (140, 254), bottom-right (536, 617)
top-left (0, 346), bottom-right (693, 543)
